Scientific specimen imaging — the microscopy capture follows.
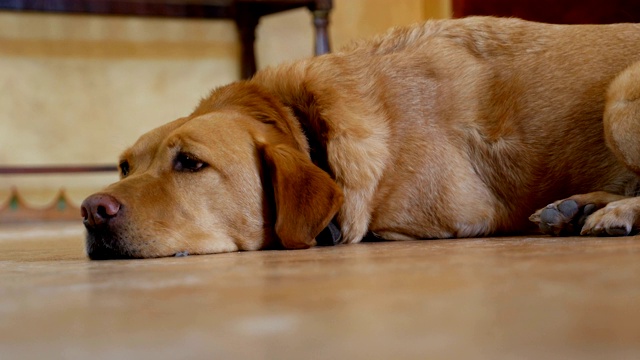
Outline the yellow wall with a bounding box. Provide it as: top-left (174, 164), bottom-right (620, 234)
top-left (0, 0), bottom-right (450, 205)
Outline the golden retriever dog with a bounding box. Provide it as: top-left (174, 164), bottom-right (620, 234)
top-left (81, 16), bottom-right (640, 259)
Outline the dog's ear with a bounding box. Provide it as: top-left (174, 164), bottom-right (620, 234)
top-left (260, 143), bottom-right (343, 249)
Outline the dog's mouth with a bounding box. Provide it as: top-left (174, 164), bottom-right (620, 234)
top-left (86, 246), bottom-right (132, 260)
top-left (85, 231), bottom-right (137, 260)
top-left (85, 230), bottom-right (191, 260)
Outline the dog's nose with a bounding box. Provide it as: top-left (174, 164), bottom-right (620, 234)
top-left (81, 194), bottom-right (121, 229)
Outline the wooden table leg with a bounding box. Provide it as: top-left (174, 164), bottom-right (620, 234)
top-left (235, 11), bottom-right (259, 79)
top-left (312, 8), bottom-right (331, 55)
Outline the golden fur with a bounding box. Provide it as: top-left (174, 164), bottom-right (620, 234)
top-left (82, 17), bottom-right (640, 258)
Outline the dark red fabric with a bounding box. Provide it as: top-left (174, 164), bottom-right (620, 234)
top-left (453, 0), bottom-right (640, 24)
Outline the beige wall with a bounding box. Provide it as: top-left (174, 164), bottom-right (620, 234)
top-left (0, 0), bottom-right (450, 205)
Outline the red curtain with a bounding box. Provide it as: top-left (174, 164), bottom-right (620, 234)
top-left (453, 0), bottom-right (640, 24)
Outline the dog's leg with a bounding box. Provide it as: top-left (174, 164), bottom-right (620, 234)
top-left (574, 61), bottom-right (640, 236)
top-left (532, 61), bottom-right (640, 236)
top-left (604, 60), bottom-right (640, 175)
top-left (530, 192), bottom-right (628, 236)
top-left (580, 197), bottom-right (640, 236)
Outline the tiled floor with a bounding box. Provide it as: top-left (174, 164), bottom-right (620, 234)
top-left (1, 223), bottom-right (640, 359)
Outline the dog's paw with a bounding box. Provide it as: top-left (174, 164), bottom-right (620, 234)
top-left (580, 199), bottom-right (640, 236)
top-left (529, 199), bottom-right (597, 236)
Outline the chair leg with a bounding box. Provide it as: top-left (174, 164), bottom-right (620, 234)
top-left (236, 12), bottom-right (259, 79)
top-left (312, 9), bottom-right (331, 55)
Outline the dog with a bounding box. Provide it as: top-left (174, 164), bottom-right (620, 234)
top-left (81, 16), bottom-right (640, 259)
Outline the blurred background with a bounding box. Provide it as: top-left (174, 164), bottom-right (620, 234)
top-left (0, 0), bottom-right (451, 209)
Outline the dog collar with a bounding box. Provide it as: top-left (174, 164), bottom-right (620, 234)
top-left (316, 220), bottom-right (341, 246)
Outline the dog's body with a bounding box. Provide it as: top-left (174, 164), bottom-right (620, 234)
top-left (82, 17), bottom-right (640, 259)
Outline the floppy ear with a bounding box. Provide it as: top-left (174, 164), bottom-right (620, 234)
top-left (261, 143), bottom-right (343, 249)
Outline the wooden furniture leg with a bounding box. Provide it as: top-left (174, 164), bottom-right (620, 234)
top-left (235, 9), bottom-right (260, 79)
top-left (312, 8), bottom-right (330, 55)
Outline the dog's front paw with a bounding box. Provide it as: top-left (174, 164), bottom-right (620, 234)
top-left (580, 198), bottom-right (640, 236)
top-left (530, 192), bottom-right (630, 236)
top-left (529, 199), bottom-right (597, 236)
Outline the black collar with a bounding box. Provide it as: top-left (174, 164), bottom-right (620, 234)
top-left (316, 220), bottom-right (342, 246)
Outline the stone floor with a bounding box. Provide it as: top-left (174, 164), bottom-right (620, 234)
top-left (1, 222), bottom-right (640, 359)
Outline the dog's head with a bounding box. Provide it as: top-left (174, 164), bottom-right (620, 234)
top-left (81, 82), bottom-right (343, 259)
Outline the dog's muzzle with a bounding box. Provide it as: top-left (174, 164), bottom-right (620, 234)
top-left (81, 193), bottom-right (131, 260)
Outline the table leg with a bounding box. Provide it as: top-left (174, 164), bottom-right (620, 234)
top-left (312, 9), bottom-right (330, 55)
top-left (236, 12), bottom-right (259, 79)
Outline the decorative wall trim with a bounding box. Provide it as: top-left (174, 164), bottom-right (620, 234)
top-left (0, 188), bottom-right (80, 224)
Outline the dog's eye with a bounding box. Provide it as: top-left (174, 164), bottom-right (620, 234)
top-left (119, 160), bottom-right (130, 177)
top-left (174, 152), bottom-right (207, 172)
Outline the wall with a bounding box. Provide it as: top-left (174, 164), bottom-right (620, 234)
top-left (0, 0), bottom-right (450, 206)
